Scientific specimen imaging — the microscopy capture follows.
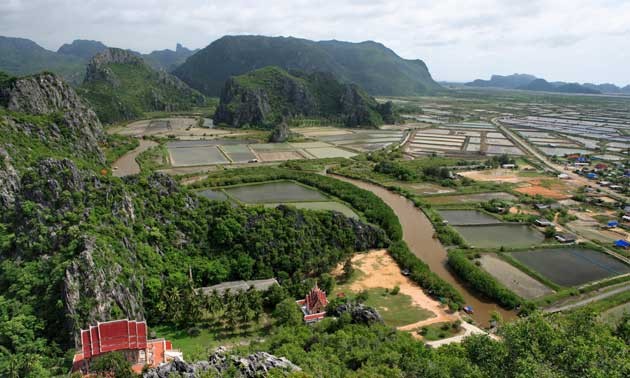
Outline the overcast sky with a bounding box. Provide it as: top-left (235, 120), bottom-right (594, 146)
top-left (1, 0), bottom-right (629, 85)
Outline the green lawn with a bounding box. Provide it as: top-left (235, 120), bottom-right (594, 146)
top-left (361, 288), bottom-right (433, 327)
top-left (152, 320), bottom-right (271, 361)
top-left (418, 321), bottom-right (463, 341)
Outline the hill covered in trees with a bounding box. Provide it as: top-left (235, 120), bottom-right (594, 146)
top-left (174, 35), bottom-right (443, 97)
top-left (79, 48), bottom-right (205, 123)
top-left (214, 66), bottom-right (395, 128)
top-left (465, 73), bottom-right (623, 94)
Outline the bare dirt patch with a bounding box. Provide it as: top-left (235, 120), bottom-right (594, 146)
top-left (479, 254), bottom-right (554, 299)
top-left (514, 185), bottom-right (569, 199)
top-left (333, 250), bottom-right (458, 330)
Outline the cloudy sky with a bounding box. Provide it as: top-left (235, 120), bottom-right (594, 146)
top-left (2, 0), bottom-right (629, 85)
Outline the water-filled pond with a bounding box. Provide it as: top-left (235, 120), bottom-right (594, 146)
top-left (454, 224), bottom-right (544, 248)
top-left (438, 210), bottom-right (501, 225)
top-left (224, 181), bottom-right (327, 203)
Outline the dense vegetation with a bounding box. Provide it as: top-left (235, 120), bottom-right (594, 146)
top-left (192, 167), bottom-right (466, 307)
top-left (242, 310), bottom-right (629, 377)
top-left (79, 49), bottom-right (206, 123)
top-left (174, 35), bottom-right (442, 97)
top-left (447, 251), bottom-right (523, 310)
top-left (213, 66), bottom-right (395, 128)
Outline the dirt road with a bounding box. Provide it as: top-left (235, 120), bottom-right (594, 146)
top-left (544, 283), bottom-right (630, 313)
top-left (112, 139), bottom-right (157, 177)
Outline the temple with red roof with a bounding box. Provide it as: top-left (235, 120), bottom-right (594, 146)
top-left (296, 284), bottom-right (328, 323)
top-left (71, 319), bottom-right (182, 375)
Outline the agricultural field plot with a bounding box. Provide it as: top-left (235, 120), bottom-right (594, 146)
top-left (304, 147), bottom-right (356, 159)
top-left (508, 248), bottom-right (630, 287)
top-left (256, 151), bottom-right (305, 161)
top-left (407, 125), bottom-right (524, 157)
top-left (220, 144), bottom-right (256, 163)
top-left (197, 189), bottom-right (230, 201)
top-left (263, 201), bottom-right (358, 218)
top-left (479, 254), bottom-right (554, 299)
top-left (454, 224), bottom-right (545, 248)
top-left (438, 210), bottom-right (501, 225)
top-left (168, 145), bottom-right (229, 166)
top-left (111, 117), bottom-right (233, 139)
top-left (293, 127), bottom-right (405, 151)
top-left (426, 192), bottom-right (517, 204)
top-left (223, 181), bottom-right (327, 203)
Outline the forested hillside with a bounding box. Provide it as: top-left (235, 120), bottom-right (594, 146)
top-left (174, 35), bottom-right (443, 96)
top-left (79, 48), bottom-right (206, 123)
top-left (214, 66), bottom-right (395, 128)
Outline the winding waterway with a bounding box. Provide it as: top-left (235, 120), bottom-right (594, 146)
top-left (331, 174), bottom-right (517, 326)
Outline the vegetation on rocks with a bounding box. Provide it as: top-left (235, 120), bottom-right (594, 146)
top-left (213, 66), bottom-right (395, 128)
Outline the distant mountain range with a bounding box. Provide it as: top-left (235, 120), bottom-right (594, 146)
top-left (466, 74), bottom-right (630, 95)
top-left (0, 35), bottom-right (442, 98)
top-left (0, 36), bottom-right (197, 84)
top-left (172, 35), bottom-right (442, 97)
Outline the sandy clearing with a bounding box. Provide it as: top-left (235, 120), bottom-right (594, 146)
top-left (479, 254), bottom-right (554, 299)
top-left (458, 169), bottom-right (523, 183)
top-left (334, 250), bottom-right (458, 330)
top-left (514, 186), bottom-right (569, 199)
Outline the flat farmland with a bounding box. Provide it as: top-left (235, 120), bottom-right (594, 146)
top-left (304, 147), bottom-right (356, 158)
top-left (438, 210), bottom-right (501, 225)
top-left (220, 144), bottom-right (256, 163)
top-left (426, 192), bottom-right (517, 204)
top-left (256, 151), bottom-right (305, 161)
top-left (509, 248), bottom-right (630, 287)
top-left (168, 145), bottom-right (229, 166)
top-left (454, 224), bottom-right (544, 248)
top-left (223, 181), bottom-right (327, 203)
top-left (479, 254), bottom-right (554, 299)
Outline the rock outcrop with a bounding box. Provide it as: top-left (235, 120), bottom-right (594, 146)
top-left (213, 66), bottom-right (394, 129)
top-left (269, 119), bottom-right (291, 143)
top-left (84, 48), bottom-right (145, 85)
top-left (81, 48), bottom-right (205, 123)
top-left (0, 72), bottom-right (105, 162)
top-left (0, 148), bottom-right (20, 209)
top-left (331, 302), bottom-right (384, 325)
top-left (63, 237), bottom-right (144, 345)
top-left (143, 347), bottom-right (301, 378)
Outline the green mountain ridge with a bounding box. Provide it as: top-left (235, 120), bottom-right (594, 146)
top-left (214, 66), bottom-right (395, 128)
top-left (78, 48), bottom-right (206, 123)
top-left (0, 36), bottom-right (199, 85)
top-left (174, 35), bottom-right (443, 97)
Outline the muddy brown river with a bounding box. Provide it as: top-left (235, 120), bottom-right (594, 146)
top-left (331, 174), bottom-right (517, 326)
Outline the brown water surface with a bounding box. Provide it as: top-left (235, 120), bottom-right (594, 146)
top-left (331, 174), bottom-right (517, 327)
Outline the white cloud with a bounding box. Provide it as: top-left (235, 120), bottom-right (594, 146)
top-left (0, 0), bottom-right (629, 85)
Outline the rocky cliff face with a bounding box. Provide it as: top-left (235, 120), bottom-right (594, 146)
top-left (214, 66), bottom-right (393, 129)
top-left (0, 148), bottom-right (20, 209)
top-left (84, 48), bottom-right (144, 84)
top-left (0, 72), bottom-right (105, 162)
top-left (143, 347), bottom-right (301, 378)
top-left (268, 119), bottom-right (291, 142)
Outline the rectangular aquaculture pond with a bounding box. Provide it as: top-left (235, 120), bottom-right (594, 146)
top-left (438, 210), bottom-right (501, 225)
top-left (426, 192), bottom-right (517, 204)
top-left (223, 181), bottom-right (328, 203)
top-left (454, 224), bottom-right (544, 248)
top-left (508, 248), bottom-right (630, 287)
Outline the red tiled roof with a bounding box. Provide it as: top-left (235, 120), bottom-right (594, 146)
top-left (81, 320), bottom-right (148, 358)
top-left (305, 285), bottom-right (328, 314)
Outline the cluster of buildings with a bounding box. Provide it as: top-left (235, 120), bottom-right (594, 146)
top-left (71, 319), bottom-right (181, 375)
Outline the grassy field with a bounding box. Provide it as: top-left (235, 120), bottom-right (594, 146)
top-left (152, 321), bottom-right (271, 361)
top-left (418, 321), bottom-right (463, 341)
top-left (357, 288), bottom-right (433, 328)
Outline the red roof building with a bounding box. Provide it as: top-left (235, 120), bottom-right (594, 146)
top-left (296, 285), bottom-right (328, 323)
top-left (71, 319), bottom-right (182, 375)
